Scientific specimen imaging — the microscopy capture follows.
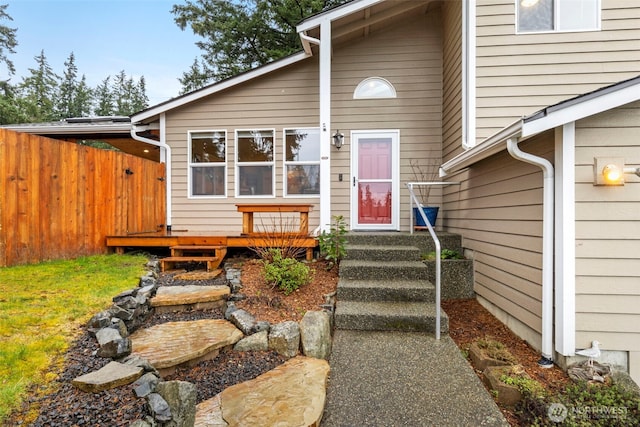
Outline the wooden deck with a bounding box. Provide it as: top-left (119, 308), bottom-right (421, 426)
top-left (106, 230), bottom-right (318, 269)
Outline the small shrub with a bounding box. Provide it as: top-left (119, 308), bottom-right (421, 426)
top-left (262, 249), bottom-right (313, 295)
top-left (318, 215), bottom-right (347, 267)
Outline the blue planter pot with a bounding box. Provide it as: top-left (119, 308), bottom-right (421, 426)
top-left (413, 206), bottom-right (439, 227)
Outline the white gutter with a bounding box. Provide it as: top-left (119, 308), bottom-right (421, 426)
top-left (299, 32), bottom-right (320, 56)
top-left (506, 137), bottom-right (555, 367)
top-left (130, 114), bottom-right (172, 230)
top-left (462, 0), bottom-right (476, 149)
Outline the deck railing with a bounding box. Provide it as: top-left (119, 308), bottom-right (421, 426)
top-left (405, 181), bottom-right (460, 340)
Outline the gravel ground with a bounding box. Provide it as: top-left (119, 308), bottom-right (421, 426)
top-left (8, 263), bottom-right (288, 426)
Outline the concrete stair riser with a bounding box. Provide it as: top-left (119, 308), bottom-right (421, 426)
top-left (339, 260), bottom-right (429, 281)
top-left (334, 301), bottom-right (449, 333)
top-left (345, 232), bottom-right (462, 254)
top-left (344, 245), bottom-right (421, 262)
top-left (336, 279), bottom-right (435, 302)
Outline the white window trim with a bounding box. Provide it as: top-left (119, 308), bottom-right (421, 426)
top-left (515, 0), bottom-right (601, 34)
top-left (283, 127), bottom-right (321, 198)
top-left (187, 130), bottom-right (227, 199)
top-left (235, 128), bottom-right (276, 198)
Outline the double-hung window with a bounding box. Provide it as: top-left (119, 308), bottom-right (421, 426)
top-left (284, 128), bottom-right (320, 197)
top-left (236, 129), bottom-right (275, 197)
top-left (517, 0), bottom-right (600, 33)
top-left (189, 131), bottom-right (226, 197)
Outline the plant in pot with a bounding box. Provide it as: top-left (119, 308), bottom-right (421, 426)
top-left (409, 158), bottom-right (440, 227)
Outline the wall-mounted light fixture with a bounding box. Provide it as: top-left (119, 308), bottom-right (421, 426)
top-left (332, 130), bottom-right (344, 149)
top-left (594, 157), bottom-right (640, 186)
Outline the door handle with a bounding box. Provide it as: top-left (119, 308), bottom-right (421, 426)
top-left (353, 176), bottom-right (356, 187)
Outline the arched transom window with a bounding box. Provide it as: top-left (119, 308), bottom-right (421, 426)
top-left (353, 77), bottom-right (397, 99)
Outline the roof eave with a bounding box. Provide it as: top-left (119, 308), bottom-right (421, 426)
top-left (296, 0), bottom-right (386, 32)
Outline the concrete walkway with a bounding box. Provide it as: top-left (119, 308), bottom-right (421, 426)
top-left (321, 330), bottom-right (510, 427)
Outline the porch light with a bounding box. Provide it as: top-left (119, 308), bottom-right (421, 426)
top-left (594, 157), bottom-right (640, 186)
top-left (332, 130), bottom-right (344, 149)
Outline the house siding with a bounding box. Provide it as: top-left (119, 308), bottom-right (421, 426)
top-left (442, 0), bottom-right (463, 163)
top-left (574, 101), bottom-right (640, 352)
top-left (165, 58), bottom-right (321, 233)
top-left (475, 0), bottom-right (640, 141)
top-left (444, 133), bottom-right (555, 349)
top-left (164, 9), bottom-right (443, 233)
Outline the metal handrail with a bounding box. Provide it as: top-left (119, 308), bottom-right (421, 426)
top-left (405, 181), bottom-right (460, 340)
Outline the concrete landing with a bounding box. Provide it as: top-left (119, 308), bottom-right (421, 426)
top-left (321, 330), bottom-right (509, 427)
top-left (195, 356), bottom-right (330, 427)
top-left (129, 319), bottom-right (243, 376)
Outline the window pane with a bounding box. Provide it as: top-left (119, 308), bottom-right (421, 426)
top-left (287, 165), bottom-right (320, 195)
top-left (191, 133), bottom-right (225, 163)
top-left (558, 0), bottom-right (598, 30)
top-left (518, 0), bottom-right (553, 32)
top-left (238, 165), bottom-right (273, 196)
top-left (192, 166), bottom-right (225, 196)
top-left (238, 130), bottom-right (274, 162)
top-left (285, 129), bottom-right (320, 162)
top-left (354, 77), bottom-right (397, 99)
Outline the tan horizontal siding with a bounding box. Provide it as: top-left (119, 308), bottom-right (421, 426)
top-left (331, 9), bottom-right (443, 229)
top-left (475, 1), bottom-right (640, 140)
top-left (442, 0), bottom-right (463, 162)
top-left (443, 133), bottom-right (553, 339)
top-left (573, 104), bottom-right (640, 352)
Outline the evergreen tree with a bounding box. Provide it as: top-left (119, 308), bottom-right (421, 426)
top-left (132, 75), bottom-right (149, 112)
top-left (94, 76), bottom-right (114, 116)
top-left (172, 0), bottom-right (348, 92)
top-left (56, 52), bottom-right (92, 118)
top-left (19, 50), bottom-right (59, 122)
top-left (74, 74), bottom-right (93, 117)
top-left (178, 57), bottom-right (210, 95)
top-left (0, 4), bottom-right (17, 79)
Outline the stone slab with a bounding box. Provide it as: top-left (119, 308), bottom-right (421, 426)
top-left (72, 361), bottom-right (143, 393)
top-left (130, 319), bottom-right (243, 373)
top-left (195, 356), bottom-right (329, 427)
top-left (151, 285), bottom-right (230, 307)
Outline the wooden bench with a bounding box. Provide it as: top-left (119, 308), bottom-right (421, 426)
top-left (236, 204), bottom-right (315, 260)
top-left (236, 204), bottom-right (313, 235)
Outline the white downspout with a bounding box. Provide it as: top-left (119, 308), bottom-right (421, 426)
top-left (130, 115), bottom-right (172, 230)
top-left (507, 138), bottom-right (554, 367)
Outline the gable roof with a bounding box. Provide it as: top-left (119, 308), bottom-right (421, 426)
top-left (132, 0), bottom-right (432, 124)
top-left (441, 74), bottom-right (640, 175)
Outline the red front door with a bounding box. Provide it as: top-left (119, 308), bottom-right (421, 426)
top-left (351, 131), bottom-right (399, 230)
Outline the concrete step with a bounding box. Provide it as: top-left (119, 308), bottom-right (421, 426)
top-left (339, 259), bottom-right (428, 281)
top-left (334, 300), bottom-right (448, 334)
top-left (344, 244), bottom-right (421, 262)
top-left (337, 278), bottom-right (435, 302)
top-left (424, 258), bottom-right (475, 300)
top-left (345, 232), bottom-right (462, 254)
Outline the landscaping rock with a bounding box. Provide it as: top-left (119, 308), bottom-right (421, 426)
top-left (109, 317), bottom-right (129, 338)
top-left (72, 361), bottom-right (143, 393)
top-left (87, 310), bottom-right (112, 335)
top-left (133, 372), bottom-right (160, 398)
top-left (147, 392), bottom-right (172, 422)
top-left (224, 302), bottom-right (238, 320)
top-left (156, 380), bottom-right (197, 427)
top-left (469, 341), bottom-right (513, 372)
top-left (251, 320), bottom-right (270, 334)
top-left (483, 365), bottom-right (527, 406)
top-left (268, 321), bottom-right (300, 358)
top-left (130, 319), bottom-right (243, 375)
top-left (194, 394), bottom-right (227, 427)
top-left (300, 310), bottom-right (332, 360)
top-left (234, 330), bottom-right (269, 352)
top-left (229, 309), bottom-right (256, 335)
top-left (151, 285), bottom-right (230, 311)
top-left (96, 327), bottom-right (132, 359)
top-left (120, 354), bottom-right (159, 376)
top-left (215, 356), bottom-right (329, 426)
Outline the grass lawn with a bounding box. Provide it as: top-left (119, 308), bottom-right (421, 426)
top-left (0, 253), bottom-right (148, 423)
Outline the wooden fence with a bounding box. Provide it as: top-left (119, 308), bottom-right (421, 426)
top-left (0, 129), bottom-right (166, 267)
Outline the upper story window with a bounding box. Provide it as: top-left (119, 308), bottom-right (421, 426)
top-left (236, 129), bottom-right (275, 197)
top-left (517, 0), bottom-right (600, 33)
top-left (188, 131), bottom-right (226, 198)
top-left (284, 128), bottom-right (320, 197)
top-left (353, 77), bottom-right (397, 99)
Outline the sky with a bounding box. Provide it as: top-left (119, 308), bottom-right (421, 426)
top-left (5, 0), bottom-right (203, 106)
